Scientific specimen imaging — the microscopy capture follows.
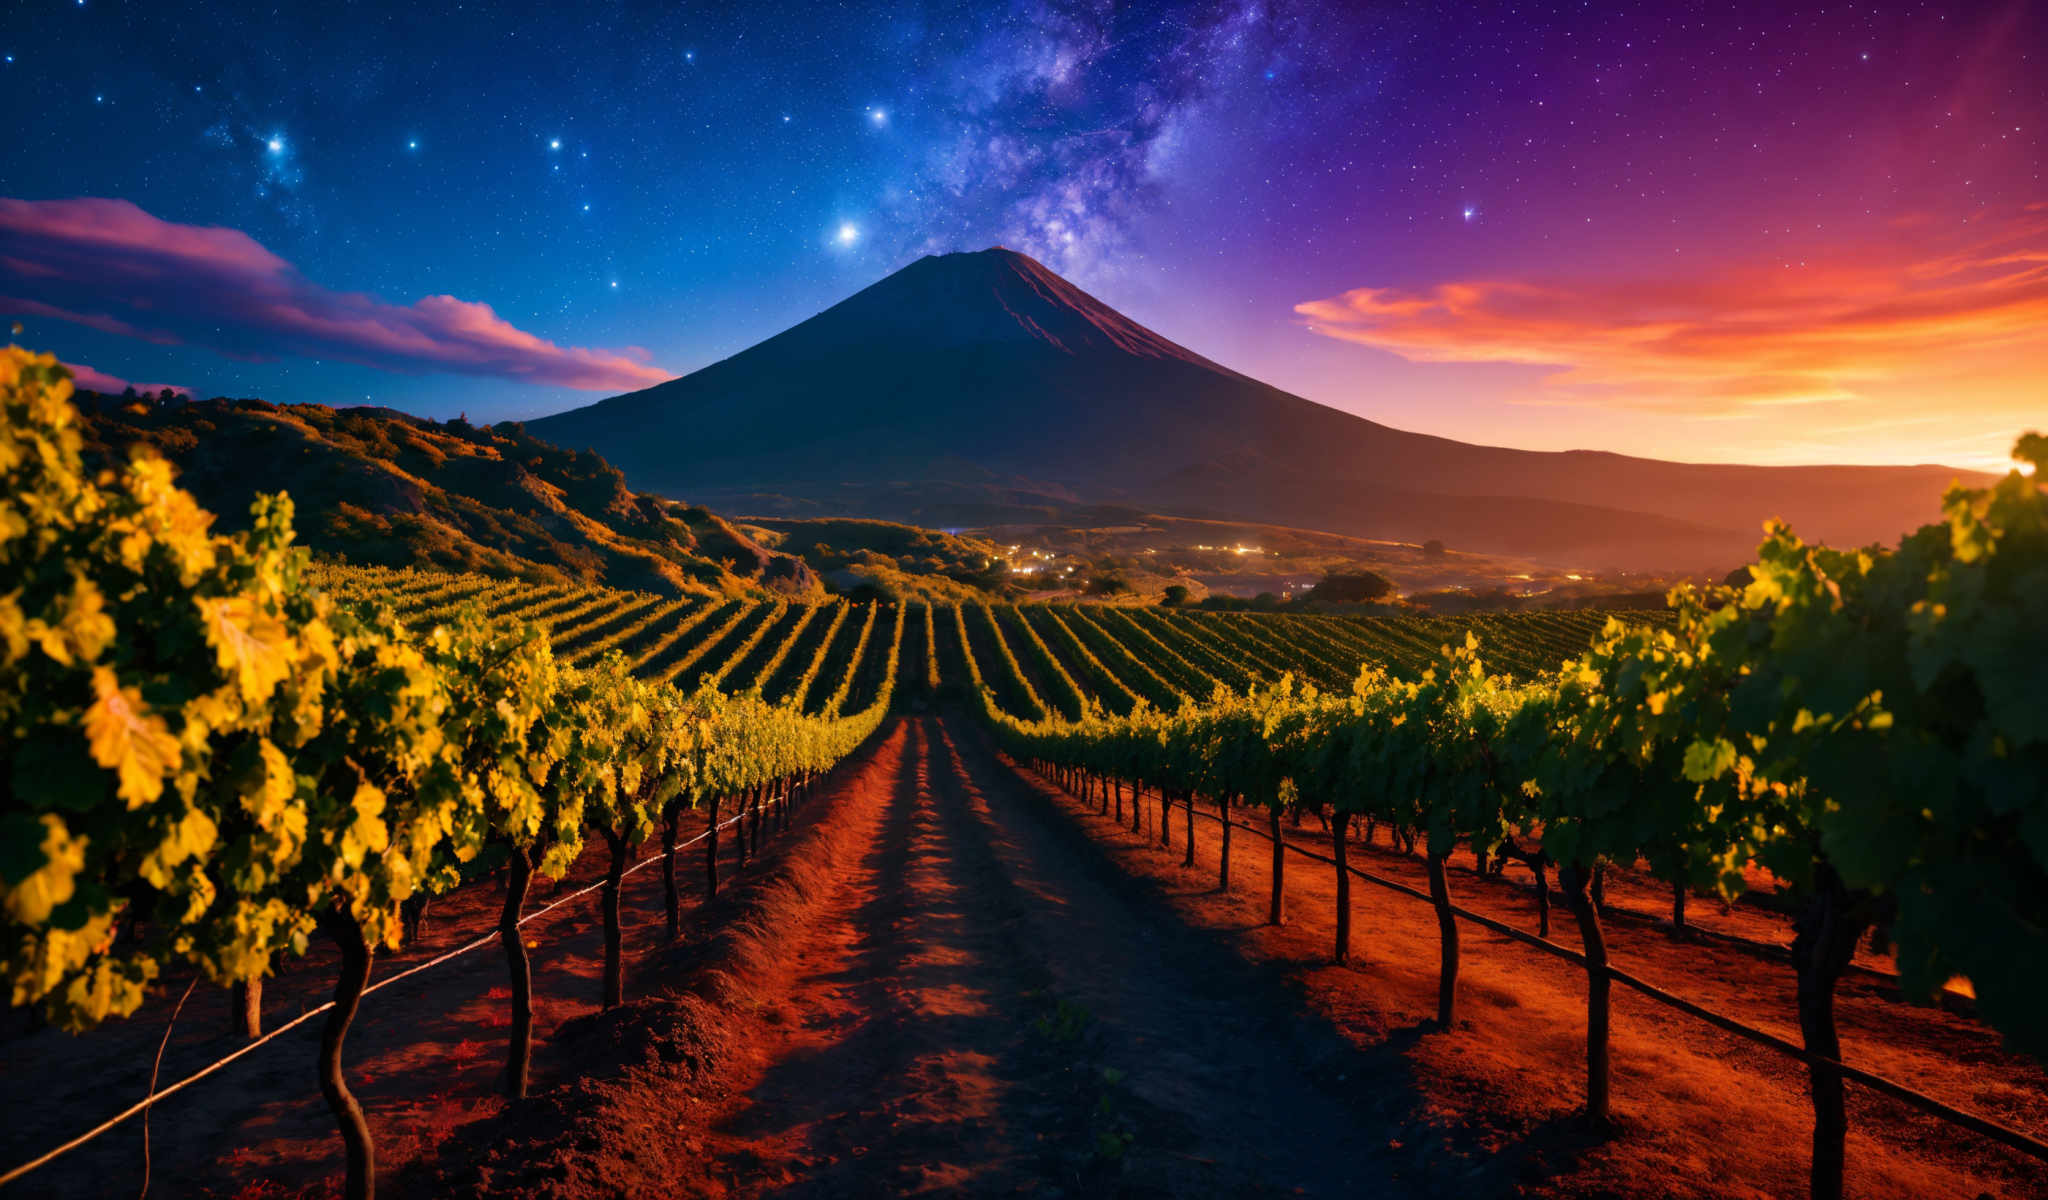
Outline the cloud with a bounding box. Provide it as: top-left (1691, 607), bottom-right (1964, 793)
top-left (63, 362), bottom-right (189, 397)
top-left (0, 197), bottom-right (671, 392)
top-left (1293, 209), bottom-right (2048, 412)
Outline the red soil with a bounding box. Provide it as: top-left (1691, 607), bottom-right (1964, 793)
top-left (5, 710), bottom-right (2043, 1199)
top-left (1001, 741), bottom-right (2048, 1199)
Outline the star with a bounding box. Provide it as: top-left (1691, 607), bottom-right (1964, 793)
top-left (549, 138), bottom-right (562, 151)
top-left (609, 280), bottom-right (619, 289)
top-left (268, 137), bottom-right (285, 153)
top-left (407, 138), bottom-right (419, 150)
top-left (835, 223), bottom-right (860, 246)
top-left (1462, 206), bottom-right (1476, 221)
top-left (868, 108), bottom-right (887, 126)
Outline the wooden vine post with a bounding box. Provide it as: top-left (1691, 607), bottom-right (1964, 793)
top-left (1217, 793), bottom-right (1234, 891)
top-left (315, 911), bottom-right (376, 1200)
top-left (1267, 802), bottom-right (1286, 926)
top-left (1426, 845), bottom-right (1460, 1026)
top-left (1558, 863), bottom-right (1611, 1126)
top-left (1794, 867), bottom-right (1874, 1200)
top-left (1330, 809), bottom-right (1352, 963)
top-left (705, 792), bottom-right (723, 897)
top-left (498, 848), bottom-right (539, 1097)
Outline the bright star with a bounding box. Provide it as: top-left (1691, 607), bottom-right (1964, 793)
top-left (868, 108), bottom-right (887, 125)
top-left (609, 280), bottom-right (619, 289)
top-left (407, 139), bottom-right (418, 150)
top-left (267, 137), bottom-right (284, 153)
top-left (549, 138), bottom-right (561, 150)
top-left (1462, 207), bottom-right (1476, 221)
top-left (835, 223), bottom-right (860, 246)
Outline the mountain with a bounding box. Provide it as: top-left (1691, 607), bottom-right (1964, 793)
top-left (71, 393), bottom-right (819, 598)
top-left (528, 247), bottom-right (1987, 569)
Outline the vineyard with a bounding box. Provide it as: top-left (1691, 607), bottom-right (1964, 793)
top-left (970, 434), bottom-right (2048, 1200)
top-left (4, 348), bottom-right (2042, 1200)
top-left (0, 351), bottom-right (1657, 1199)
top-left (306, 561), bottom-right (1642, 719)
top-left (0, 351), bottom-right (904, 1199)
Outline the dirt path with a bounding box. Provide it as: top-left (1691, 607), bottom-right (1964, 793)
top-left (693, 714), bottom-right (1415, 1198)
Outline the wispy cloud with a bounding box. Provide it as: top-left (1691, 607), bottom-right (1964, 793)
top-left (0, 197), bottom-right (671, 391)
top-left (1294, 209), bottom-right (2048, 414)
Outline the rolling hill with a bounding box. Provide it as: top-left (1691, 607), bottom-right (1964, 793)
top-left (71, 393), bottom-right (820, 598)
top-left (529, 247), bottom-right (1987, 570)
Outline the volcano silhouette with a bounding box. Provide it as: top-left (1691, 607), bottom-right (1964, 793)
top-left (528, 248), bottom-right (1979, 567)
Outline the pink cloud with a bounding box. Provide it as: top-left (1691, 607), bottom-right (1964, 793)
top-left (62, 361), bottom-right (189, 397)
top-left (0, 198), bottom-right (672, 392)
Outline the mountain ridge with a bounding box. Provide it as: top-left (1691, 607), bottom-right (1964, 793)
top-left (530, 248), bottom-right (1987, 569)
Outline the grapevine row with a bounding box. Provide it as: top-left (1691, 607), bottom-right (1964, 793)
top-left (969, 432), bottom-right (2048, 1200)
top-left (0, 353), bottom-right (900, 1200)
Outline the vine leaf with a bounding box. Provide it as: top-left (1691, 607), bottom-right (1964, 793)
top-left (198, 593), bottom-right (294, 703)
top-left (84, 667), bottom-right (180, 807)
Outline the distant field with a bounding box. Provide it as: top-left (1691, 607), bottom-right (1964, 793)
top-left (310, 561), bottom-right (1665, 718)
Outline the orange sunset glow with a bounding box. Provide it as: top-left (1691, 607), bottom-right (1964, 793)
top-left (1295, 204), bottom-right (2047, 472)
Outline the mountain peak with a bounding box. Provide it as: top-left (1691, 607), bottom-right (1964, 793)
top-left (828, 246), bottom-right (1218, 366)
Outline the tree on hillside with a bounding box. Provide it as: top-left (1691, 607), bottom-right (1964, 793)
top-left (1306, 572), bottom-right (1394, 604)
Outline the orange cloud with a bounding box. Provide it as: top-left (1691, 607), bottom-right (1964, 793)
top-left (1294, 209), bottom-right (2048, 414)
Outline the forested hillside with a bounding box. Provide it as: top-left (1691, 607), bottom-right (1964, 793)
top-left (70, 389), bottom-right (820, 598)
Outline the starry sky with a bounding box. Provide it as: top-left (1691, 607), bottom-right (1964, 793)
top-left (3, 0), bottom-right (2042, 471)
